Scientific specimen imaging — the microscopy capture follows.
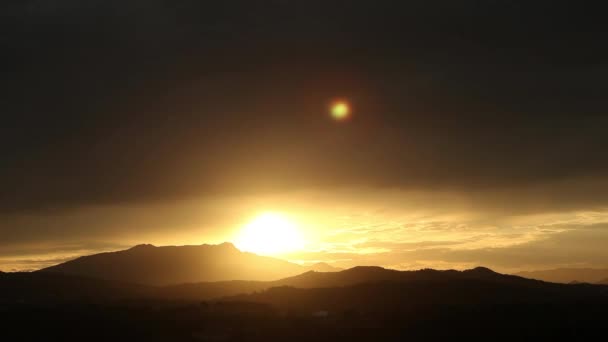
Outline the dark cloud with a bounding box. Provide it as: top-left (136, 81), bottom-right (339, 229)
top-left (2, 0), bottom-right (608, 214)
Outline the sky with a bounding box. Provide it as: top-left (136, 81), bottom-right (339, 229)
top-left (2, 1), bottom-right (608, 272)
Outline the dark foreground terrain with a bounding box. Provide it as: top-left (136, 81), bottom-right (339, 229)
top-left (2, 267), bottom-right (608, 341)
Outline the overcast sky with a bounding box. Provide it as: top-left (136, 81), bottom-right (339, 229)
top-left (2, 1), bottom-right (608, 272)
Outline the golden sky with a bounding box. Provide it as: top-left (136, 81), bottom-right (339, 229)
top-left (3, 185), bottom-right (608, 273)
top-left (3, 1), bottom-right (608, 274)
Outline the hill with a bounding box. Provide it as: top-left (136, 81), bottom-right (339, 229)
top-left (224, 274), bottom-right (607, 314)
top-left (40, 243), bottom-right (321, 285)
top-left (215, 274), bottom-right (608, 341)
top-left (306, 262), bottom-right (342, 272)
top-left (4, 266), bottom-right (608, 341)
top-left (159, 266), bottom-right (546, 300)
top-left (16, 262), bottom-right (608, 304)
top-left (5, 265), bottom-right (553, 303)
top-left (516, 268), bottom-right (608, 284)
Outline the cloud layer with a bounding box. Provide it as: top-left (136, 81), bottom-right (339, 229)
top-left (1, 1), bottom-right (607, 270)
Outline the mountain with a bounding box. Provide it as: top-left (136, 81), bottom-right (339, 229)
top-left (215, 273), bottom-right (608, 341)
top-left (157, 266), bottom-right (405, 300)
top-left (158, 266), bottom-right (543, 301)
top-left (7, 265), bottom-right (602, 304)
top-left (40, 243), bottom-right (320, 286)
top-left (5, 267), bottom-right (608, 341)
top-left (16, 264), bottom-right (542, 303)
top-left (599, 278), bottom-right (608, 285)
top-left (30, 246), bottom-right (608, 303)
top-left (516, 268), bottom-right (608, 284)
top-left (273, 266), bottom-right (534, 289)
top-left (224, 273), bottom-right (606, 314)
top-left (307, 262), bottom-right (342, 272)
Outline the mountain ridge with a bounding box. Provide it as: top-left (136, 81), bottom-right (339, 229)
top-left (158, 265), bottom-right (557, 301)
top-left (39, 242), bottom-right (338, 286)
top-left (4, 265), bottom-right (608, 341)
top-left (5, 263), bottom-right (608, 305)
top-left (516, 268), bottom-right (608, 284)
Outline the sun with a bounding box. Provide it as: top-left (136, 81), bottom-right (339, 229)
top-left (234, 213), bottom-right (304, 256)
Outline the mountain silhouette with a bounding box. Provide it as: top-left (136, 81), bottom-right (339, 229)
top-left (306, 262), bottom-right (342, 272)
top-left (516, 268), bottom-right (608, 284)
top-left (5, 264), bottom-right (608, 341)
top-left (272, 266), bottom-right (532, 288)
top-left (5, 264), bottom-right (559, 303)
top-left (158, 266), bottom-right (551, 301)
top-left (218, 266), bottom-right (608, 322)
top-left (5, 264), bottom-right (603, 305)
top-left (23, 244), bottom-right (608, 305)
top-left (40, 243), bottom-right (321, 285)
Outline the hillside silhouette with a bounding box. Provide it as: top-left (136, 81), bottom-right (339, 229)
top-left (158, 266), bottom-right (547, 300)
top-left (3, 265), bottom-right (529, 302)
top-left (7, 261), bottom-right (608, 304)
top-left (3, 264), bottom-right (608, 341)
top-left (40, 243), bottom-right (329, 285)
top-left (516, 268), bottom-right (608, 284)
top-left (224, 268), bottom-right (607, 311)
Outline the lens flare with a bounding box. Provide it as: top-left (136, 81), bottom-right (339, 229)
top-left (331, 100), bottom-right (351, 120)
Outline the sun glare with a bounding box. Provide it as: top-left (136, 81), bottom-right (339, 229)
top-left (234, 213), bottom-right (304, 256)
